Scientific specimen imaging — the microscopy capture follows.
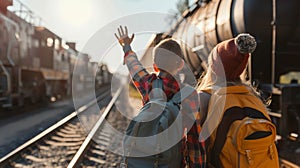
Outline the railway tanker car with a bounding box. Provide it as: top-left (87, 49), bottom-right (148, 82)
top-left (0, 0), bottom-right (111, 109)
top-left (143, 0), bottom-right (300, 165)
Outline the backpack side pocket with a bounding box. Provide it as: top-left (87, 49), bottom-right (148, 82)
top-left (233, 118), bottom-right (279, 168)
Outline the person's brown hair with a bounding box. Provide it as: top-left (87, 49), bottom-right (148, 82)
top-left (153, 38), bottom-right (184, 73)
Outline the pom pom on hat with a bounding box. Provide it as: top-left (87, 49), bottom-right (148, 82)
top-left (234, 33), bottom-right (257, 54)
top-left (215, 33), bottom-right (257, 80)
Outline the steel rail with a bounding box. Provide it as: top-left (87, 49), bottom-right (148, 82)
top-left (0, 89), bottom-right (111, 166)
top-left (67, 87), bottom-right (123, 168)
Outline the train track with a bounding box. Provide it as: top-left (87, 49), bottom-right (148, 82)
top-left (67, 87), bottom-right (130, 168)
top-left (0, 85), bottom-right (299, 167)
top-left (0, 86), bottom-right (130, 168)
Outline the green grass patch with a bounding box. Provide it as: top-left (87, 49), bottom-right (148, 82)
top-left (129, 84), bottom-right (142, 99)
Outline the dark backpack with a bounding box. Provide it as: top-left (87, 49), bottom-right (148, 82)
top-left (121, 79), bottom-right (195, 168)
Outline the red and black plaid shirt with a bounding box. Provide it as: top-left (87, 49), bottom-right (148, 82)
top-left (125, 51), bottom-right (206, 168)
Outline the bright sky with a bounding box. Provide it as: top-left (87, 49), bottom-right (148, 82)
top-left (12, 0), bottom-right (182, 72)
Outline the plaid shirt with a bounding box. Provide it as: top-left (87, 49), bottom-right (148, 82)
top-left (124, 51), bottom-right (206, 168)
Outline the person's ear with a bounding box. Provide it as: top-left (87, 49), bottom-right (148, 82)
top-left (153, 63), bottom-right (159, 72)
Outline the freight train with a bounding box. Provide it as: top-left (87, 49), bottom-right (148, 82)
top-left (0, 0), bottom-right (111, 109)
top-left (142, 0), bottom-right (300, 166)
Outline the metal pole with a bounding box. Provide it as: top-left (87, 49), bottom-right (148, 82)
top-left (271, 0), bottom-right (276, 84)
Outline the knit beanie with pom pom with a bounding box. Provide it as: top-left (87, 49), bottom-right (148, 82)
top-left (216, 33), bottom-right (257, 80)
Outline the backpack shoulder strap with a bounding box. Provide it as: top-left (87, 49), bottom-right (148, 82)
top-left (151, 78), bottom-right (165, 101)
top-left (152, 78), bottom-right (163, 89)
top-left (171, 84), bottom-right (195, 104)
top-left (199, 91), bottom-right (212, 126)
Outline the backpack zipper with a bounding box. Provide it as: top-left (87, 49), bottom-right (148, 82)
top-left (245, 149), bottom-right (254, 165)
top-left (232, 118), bottom-right (249, 168)
top-left (233, 118), bottom-right (270, 145)
top-left (269, 145), bottom-right (274, 160)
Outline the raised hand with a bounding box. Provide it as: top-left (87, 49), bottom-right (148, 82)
top-left (114, 25), bottom-right (135, 47)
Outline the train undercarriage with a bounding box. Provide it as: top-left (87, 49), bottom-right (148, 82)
top-left (0, 66), bottom-right (69, 109)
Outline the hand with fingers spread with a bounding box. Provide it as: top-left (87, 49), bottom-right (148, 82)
top-left (115, 25), bottom-right (135, 54)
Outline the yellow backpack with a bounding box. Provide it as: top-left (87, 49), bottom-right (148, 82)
top-left (202, 85), bottom-right (279, 168)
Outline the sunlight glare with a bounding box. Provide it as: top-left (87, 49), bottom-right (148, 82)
top-left (58, 0), bottom-right (93, 27)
